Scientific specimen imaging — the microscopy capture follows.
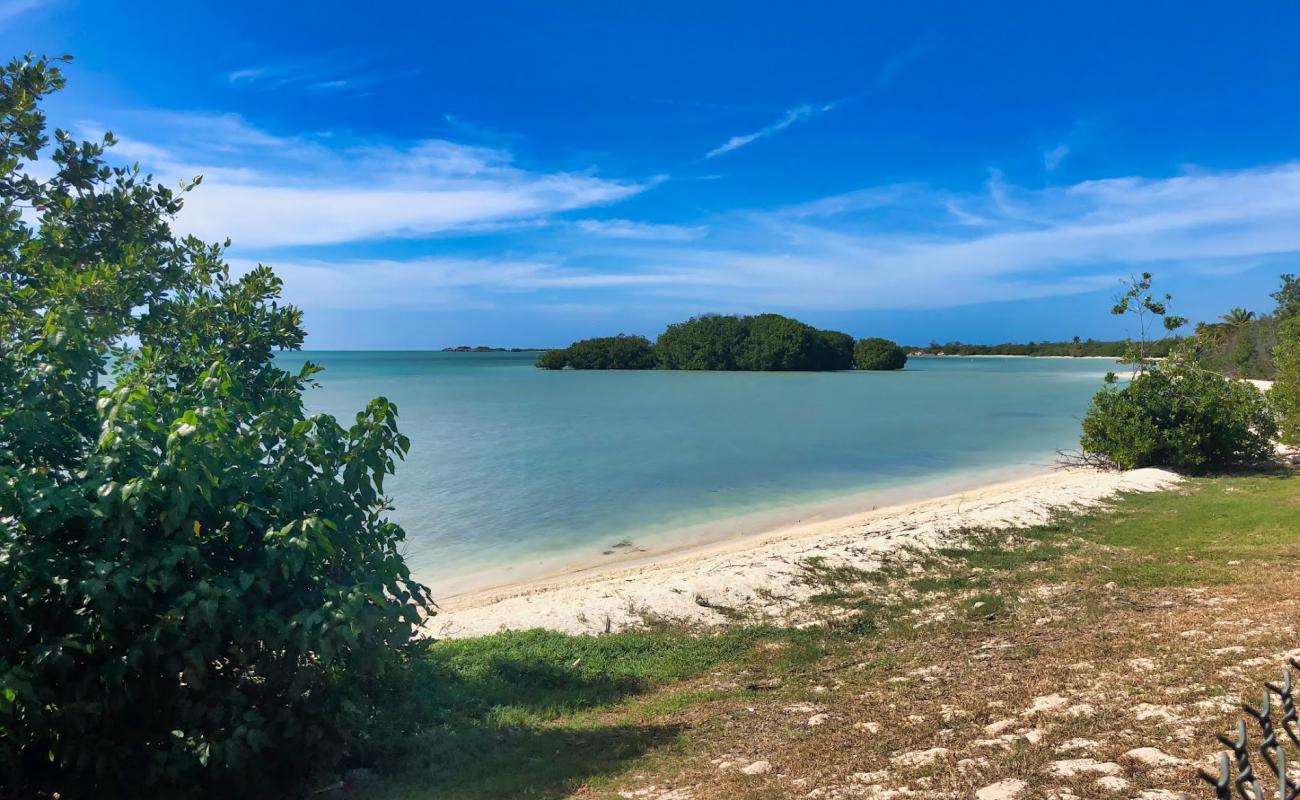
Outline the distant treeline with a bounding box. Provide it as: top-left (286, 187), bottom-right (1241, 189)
top-left (537, 314), bottom-right (907, 371)
top-left (903, 338), bottom-right (1181, 358)
top-left (441, 346), bottom-right (540, 353)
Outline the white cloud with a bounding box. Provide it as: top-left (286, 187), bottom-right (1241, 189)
top-left (249, 162), bottom-right (1300, 315)
top-left (0, 0), bottom-right (48, 26)
top-left (705, 103), bottom-right (834, 158)
top-left (573, 218), bottom-right (707, 241)
top-left (1043, 143), bottom-right (1070, 170)
top-left (91, 112), bottom-right (645, 248)
top-left (224, 59), bottom-right (417, 94)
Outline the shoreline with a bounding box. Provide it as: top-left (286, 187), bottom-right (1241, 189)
top-left (428, 465), bottom-right (1180, 639)
top-left (427, 459), bottom-right (1059, 599)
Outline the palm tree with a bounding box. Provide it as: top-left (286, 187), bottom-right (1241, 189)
top-left (1221, 307), bottom-right (1256, 328)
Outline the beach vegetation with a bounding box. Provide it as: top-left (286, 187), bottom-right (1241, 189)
top-left (1271, 274), bottom-right (1300, 443)
top-left (853, 336), bottom-right (907, 370)
top-left (1077, 274), bottom-right (1276, 470)
top-left (534, 334), bottom-right (656, 370)
top-left (908, 337), bottom-right (1180, 358)
top-left (0, 55), bottom-right (429, 798)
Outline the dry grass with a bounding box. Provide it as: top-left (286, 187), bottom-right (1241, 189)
top-left (363, 469), bottom-right (1300, 800)
top-left (563, 471), bottom-right (1300, 800)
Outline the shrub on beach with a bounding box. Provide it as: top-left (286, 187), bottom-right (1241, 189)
top-left (1079, 352), bottom-right (1277, 470)
top-left (854, 337), bottom-right (907, 371)
top-left (535, 334), bottom-right (656, 369)
top-left (0, 56), bottom-right (429, 798)
top-left (1077, 273), bottom-right (1276, 471)
top-left (1269, 274), bottom-right (1300, 444)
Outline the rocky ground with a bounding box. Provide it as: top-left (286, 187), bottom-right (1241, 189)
top-left (581, 476), bottom-right (1300, 800)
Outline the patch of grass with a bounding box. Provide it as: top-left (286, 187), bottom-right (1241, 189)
top-left (1068, 470), bottom-right (1300, 587)
top-left (910, 573), bottom-right (988, 593)
top-left (960, 592), bottom-right (1009, 621)
top-left (795, 556), bottom-right (880, 590)
top-left (356, 625), bottom-right (817, 799)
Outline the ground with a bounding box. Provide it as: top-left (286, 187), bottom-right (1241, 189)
top-left (355, 467), bottom-right (1300, 800)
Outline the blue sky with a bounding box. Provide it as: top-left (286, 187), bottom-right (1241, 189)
top-left (7, 1), bottom-right (1300, 348)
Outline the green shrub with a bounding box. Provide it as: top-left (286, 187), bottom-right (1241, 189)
top-left (655, 314), bottom-right (749, 369)
top-left (1080, 353), bottom-right (1277, 470)
top-left (534, 334), bottom-right (655, 369)
top-left (654, 313), bottom-right (852, 370)
top-left (1270, 276), bottom-right (1300, 444)
top-left (854, 337), bottom-right (907, 370)
top-left (816, 329), bottom-right (855, 369)
top-left (0, 56), bottom-right (429, 798)
top-left (534, 349), bottom-right (569, 369)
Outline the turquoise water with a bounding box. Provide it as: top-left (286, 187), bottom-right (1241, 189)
top-left (277, 352), bottom-right (1117, 596)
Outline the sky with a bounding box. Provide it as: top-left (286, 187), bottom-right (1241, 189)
top-left (6, 1), bottom-right (1300, 349)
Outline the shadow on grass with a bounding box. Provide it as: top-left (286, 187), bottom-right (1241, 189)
top-left (350, 627), bottom-right (794, 798)
top-left (358, 720), bottom-right (685, 800)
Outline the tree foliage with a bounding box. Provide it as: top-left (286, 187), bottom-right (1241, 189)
top-left (0, 55), bottom-right (430, 797)
top-left (907, 338), bottom-right (1179, 358)
top-left (853, 337), bottom-right (907, 371)
top-left (540, 314), bottom-right (858, 371)
top-left (535, 334), bottom-right (655, 369)
top-left (653, 314), bottom-right (749, 370)
top-left (1079, 352), bottom-right (1276, 470)
top-left (1077, 274), bottom-right (1275, 470)
top-left (1270, 274), bottom-right (1300, 444)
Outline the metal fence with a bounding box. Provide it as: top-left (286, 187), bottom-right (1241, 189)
top-left (1200, 656), bottom-right (1300, 799)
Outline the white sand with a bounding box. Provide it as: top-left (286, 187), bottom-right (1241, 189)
top-left (428, 467), bottom-right (1179, 639)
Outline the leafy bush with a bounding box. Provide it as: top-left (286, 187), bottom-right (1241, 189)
top-left (854, 337), bottom-right (907, 370)
top-left (654, 313), bottom-right (852, 370)
top-left (1077, 274), bottom-right (1275, 471)
top-left (654, 314), bottom-right (750, 369)
top-left (0, 56), bottom-right (429, 798)
top-left (1079, 353), bottom-right (1277, 470)
top-left (816, 329), bottom-right (855, 369)
top-left (1271, 275), bottom-right (1300, 444)
top-left (534, 334), bottom-right (656, 369)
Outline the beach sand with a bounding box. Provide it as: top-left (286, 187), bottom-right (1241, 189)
top-left (428, 466), bottom-right (1179, 639)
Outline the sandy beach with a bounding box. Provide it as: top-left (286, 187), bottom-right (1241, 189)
top-left (428, 466), bottom-right (1180, 639)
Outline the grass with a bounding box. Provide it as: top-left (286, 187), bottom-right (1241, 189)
top-left (354, 467), bottom-right (1300, 800)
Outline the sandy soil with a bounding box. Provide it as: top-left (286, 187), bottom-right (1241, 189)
top-left (427, 467), bottom-right (1179, 639)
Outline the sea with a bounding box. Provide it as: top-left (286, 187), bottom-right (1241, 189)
top-left (276, 351), bottom-right (1119, 597)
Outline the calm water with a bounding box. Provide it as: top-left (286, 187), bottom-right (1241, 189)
top-left (277, 352), bottom-right (1117, 595)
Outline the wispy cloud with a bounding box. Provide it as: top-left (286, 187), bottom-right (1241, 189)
top-left (245, 162), bottom-right (1300, 315)
top-left (0, 0), bottom-right (48, 26)
top-left (701, 37), bottom-right (931, 160)
top-left (705, 102), bottom-right (835, 158)
top-left (1042, 117), bottom-right (1098, 171)
top-left (573, 218), bottom-right (707, 241)
top-left (87, 112), bottom-right (646, 248)
top-left (1043, 143), bottom-right (1070, 170)
top-left (224, 58), bottom-right (417, 94)
top-left (875, 34), bottom-right (934, 88)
